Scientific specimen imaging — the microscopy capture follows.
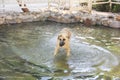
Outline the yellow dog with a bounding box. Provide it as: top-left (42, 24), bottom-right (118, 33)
top-left (54, 28), bottom-right (71, 56)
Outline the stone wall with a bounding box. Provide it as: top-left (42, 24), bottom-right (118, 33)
top-left (0, 10), bottom-right (50, 24)
top-left (0, 10), bottom-right (120, 28)
top-left (47, 10), bottom-right (120, 28)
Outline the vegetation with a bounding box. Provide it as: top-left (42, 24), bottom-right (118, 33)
top-left (93, 0), bottom-right (120, 12)
top-left (112, 4), bottom-right (120, 12)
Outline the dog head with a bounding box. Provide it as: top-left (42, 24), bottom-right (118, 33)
top-left (58, 34), bottom-right (70, 47)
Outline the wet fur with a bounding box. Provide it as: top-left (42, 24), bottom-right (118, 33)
top-left (54, 28), bottom-right (71, 56)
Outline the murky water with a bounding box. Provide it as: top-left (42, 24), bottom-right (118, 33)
top-left (0, 21), bottom-right (120, 80)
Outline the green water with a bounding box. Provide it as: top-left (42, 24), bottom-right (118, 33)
top-left (0, 21), bottom-right (120, 80)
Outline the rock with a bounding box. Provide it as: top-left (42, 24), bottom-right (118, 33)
top-left (84, 18), bottom-right (92, 26)
top-left (0, 17), bottom-right (5, 25)
top-left (62, 13), bottom-right (74, 19)
top-left (101, 18), bottom-right (110, 27)
top-left (6, 15), bottom-right (13, 20)
top-left (116, 15), bottom-right (120, 21)
top-left (108, 15), bottom-right (114, 19)
top-left (109, 20), bottom-right (120, 28)
top-left (73, 12), bottom-right (81, 22)
top-left (95, 18), bottom-right (102, 25)
top-left (0, 10), bottom-right (120, 28)
top-left (44, 11), bottom-right (50, 18)
top-left (20, 14), bottom-right (34, 22)
top-left (16, 18), bottom-right (22, 23)
top-left (5, 15), bottom-right (17, 24)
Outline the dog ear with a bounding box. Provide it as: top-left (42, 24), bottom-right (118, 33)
top-left (58, 35), bottom-right (62, 39)
top-left (66, 36), bottom-right (70, 39)
top-left (67, 32), bottom-right (71, 39)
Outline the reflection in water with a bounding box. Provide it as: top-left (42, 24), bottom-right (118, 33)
top-left (53, 53), bottom-right (70, 76)
top-left (0, 21), bottom-right (120, 79)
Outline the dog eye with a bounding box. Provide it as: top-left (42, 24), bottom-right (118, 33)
top-left (59, 39), bottom-right (61, 41)
top-left (63, 39), bottom-right (66, 41)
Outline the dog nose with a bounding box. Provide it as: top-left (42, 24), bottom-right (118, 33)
top-left (59, 41), bottom-right (65, 47)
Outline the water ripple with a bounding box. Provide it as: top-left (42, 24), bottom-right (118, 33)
top-left (68, 39), bottom-right (119, 74)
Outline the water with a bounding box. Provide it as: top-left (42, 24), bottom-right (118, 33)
top-left (0, 21), bottom-right (120, 80)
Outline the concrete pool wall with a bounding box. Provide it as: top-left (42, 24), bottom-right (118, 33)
top-left (0, 9), bottom-right (120, 28)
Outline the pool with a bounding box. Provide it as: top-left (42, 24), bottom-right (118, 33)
top-left (0, 21), bottom-right (120, 80)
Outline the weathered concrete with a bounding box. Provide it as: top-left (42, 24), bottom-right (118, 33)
top-left (0, 10), bottom-right (120, 28)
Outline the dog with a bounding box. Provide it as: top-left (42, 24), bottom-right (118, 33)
top-left (54, 28), bottom-right (71, 56)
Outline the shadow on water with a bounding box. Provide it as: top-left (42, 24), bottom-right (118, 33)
top-left (0, 21), bottom-right (120, 80)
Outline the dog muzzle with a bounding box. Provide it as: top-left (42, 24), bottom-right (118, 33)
top-left (59, 41), bottom-right (65, 47)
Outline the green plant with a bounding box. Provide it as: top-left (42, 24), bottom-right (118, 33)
top-left (92, 0), bottom-right (120, 12)
top-left (112, 4), bottom-right (120, 12)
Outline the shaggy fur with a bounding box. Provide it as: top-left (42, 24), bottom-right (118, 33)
top-left (54, 28), bottom-right (71, 56)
